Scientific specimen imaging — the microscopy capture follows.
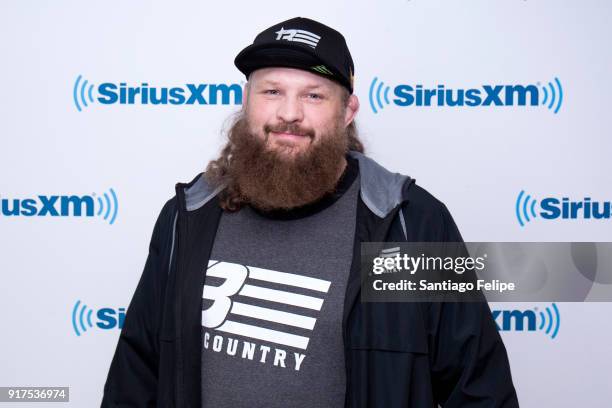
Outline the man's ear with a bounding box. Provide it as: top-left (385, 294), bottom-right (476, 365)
top-left (344, 94), bottom-right (360, 127)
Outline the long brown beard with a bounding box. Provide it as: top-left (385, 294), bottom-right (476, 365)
top-left (206, 111), bottom-right (350, 212)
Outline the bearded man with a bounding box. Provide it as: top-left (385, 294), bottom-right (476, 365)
top-left (101, 17), bottom-right (519, 408)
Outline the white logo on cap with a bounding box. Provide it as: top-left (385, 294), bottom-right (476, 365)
top-left (274, 27), bottom-right (321, 49)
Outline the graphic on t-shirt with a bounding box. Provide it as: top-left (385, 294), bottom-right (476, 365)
top-left (202, 260), bottom-right (331, 370)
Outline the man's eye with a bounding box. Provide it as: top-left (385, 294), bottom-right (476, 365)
top-left (307, 93), bottom-right (322, 99)
top-left (264, 89), bottom-right (279, 95)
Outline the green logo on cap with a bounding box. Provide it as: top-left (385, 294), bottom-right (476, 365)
top-left (311, 65), bottom-right (334, 76)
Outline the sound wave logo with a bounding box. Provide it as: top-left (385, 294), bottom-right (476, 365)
top-left (493, 303), bottom-right (560, 339)
top-left (536, 303), bottom-right (561, 339)
top-left (93, 188), bottom-right (119, 225)
top-left (538, 77), bottom-right (563, 114)
top-left (368, 77), bottom-right (391, 114)
top-left (73, 74), bottom-right (95, 112)
top-left (71, 300), bottom-right (94, 336)
top-left (516, 190), bottom-right (611, 226)
top-left (516, 190), bottom-right (538, 227)
top-left (368, 76), bottom-right (563, 114)
top-left (71, 300), bottom-right (126, 336)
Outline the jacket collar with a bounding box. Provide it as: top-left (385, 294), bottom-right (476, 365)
top-left (180, 151), bottom-right (411, 218)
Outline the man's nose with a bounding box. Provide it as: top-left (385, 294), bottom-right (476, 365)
top-left (276, 97), bottom-right (303, 123)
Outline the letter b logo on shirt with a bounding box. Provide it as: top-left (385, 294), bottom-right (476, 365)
top-left (202, 261), bottom-right (248, 328)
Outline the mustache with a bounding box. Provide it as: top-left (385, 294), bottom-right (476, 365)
top-left (263, 122), bottom-right (315, 139)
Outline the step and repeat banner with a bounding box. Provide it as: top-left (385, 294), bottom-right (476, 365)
top-left (1, 1), bottom-right (611, 407)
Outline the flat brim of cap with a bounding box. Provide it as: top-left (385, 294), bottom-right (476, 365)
top-left (234, 42), bottom-right (323, 78)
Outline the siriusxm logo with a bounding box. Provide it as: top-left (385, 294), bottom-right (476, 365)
top-left (73, 75), bottom-right (242, 111)
top-left (516, 190), bottom-right (611, 227)
top-left (71, 300), bottom-right (125, 336)
top-left (368, 76), bottom-right (563, 114)
top-left (71, 299), bottom-right (561, 339)
top-left (492, 303), bottom-right (560, 339)
top-left (0, 188), bottom-right (118, 225)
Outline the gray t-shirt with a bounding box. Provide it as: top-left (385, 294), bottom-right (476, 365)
top-left (201, 158), bottom-right (360, 408)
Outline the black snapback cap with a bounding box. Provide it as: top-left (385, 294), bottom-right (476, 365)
top-left (234, 17), bottom-right (355, 94)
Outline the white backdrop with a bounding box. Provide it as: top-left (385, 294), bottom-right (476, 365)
top-left (1, 1), bottom-right (611, 406)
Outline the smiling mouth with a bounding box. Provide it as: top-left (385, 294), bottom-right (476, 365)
top-left (270, 131), bottom-right (309, 139)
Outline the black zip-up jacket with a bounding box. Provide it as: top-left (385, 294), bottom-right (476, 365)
top-left (101, 151), bottom-right (519, 407)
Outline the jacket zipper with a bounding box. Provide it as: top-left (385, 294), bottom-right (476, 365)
top-left (174, 183), bottom-right (186, 408)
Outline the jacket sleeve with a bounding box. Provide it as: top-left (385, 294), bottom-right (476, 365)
top-left (100, 198), bottom-right (176, 408)
top-left (423, 202), bottom-right (519, 407)
top-left (400, 185), bottom-right (519, 407)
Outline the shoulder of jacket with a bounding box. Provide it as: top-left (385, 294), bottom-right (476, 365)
top-left (176, 172), bottom-right (225, 212)
top-left (349, 151), bottom-right (412, 218)
top-left (157, 195), bottom-right (178, 224)
top-left (400, 182), bottom-right (464, 242)
top-left (401, 182), bottom-right (448, 215)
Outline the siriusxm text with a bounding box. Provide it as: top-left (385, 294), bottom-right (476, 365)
top-left (97, 82), bottom-right (242, 105)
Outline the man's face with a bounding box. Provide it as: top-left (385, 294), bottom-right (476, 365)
top-left (208, 66), bottom-right (360, 211)
top-left (243, 67), bottom-right (348, 157)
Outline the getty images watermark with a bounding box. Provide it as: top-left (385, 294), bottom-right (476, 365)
top-left (361, 242), bottom-right (612, 302)
top-left (372, 249), bottom-right (515, 294)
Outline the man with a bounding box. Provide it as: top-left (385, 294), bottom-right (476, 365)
top-left (101, 17), bottom-right (519, 407)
